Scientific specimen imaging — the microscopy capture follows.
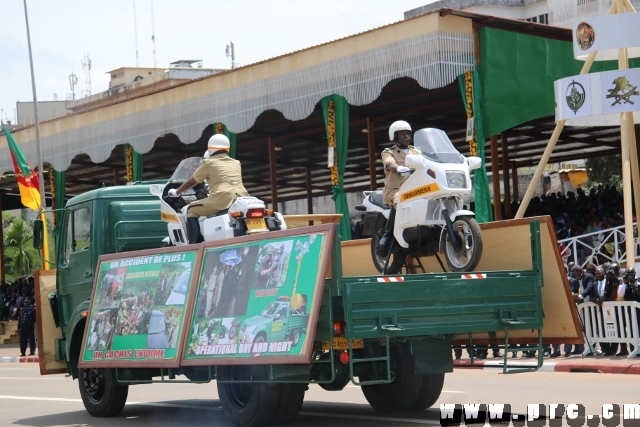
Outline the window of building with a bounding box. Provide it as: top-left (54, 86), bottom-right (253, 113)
top-left (539, 14), bottom-right (548, 24)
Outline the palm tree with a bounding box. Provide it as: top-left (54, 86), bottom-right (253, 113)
top-left (3, 219), bottom-right (35, 276)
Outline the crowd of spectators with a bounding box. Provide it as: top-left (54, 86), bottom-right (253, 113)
top-left (517, 185), bottom-right (625, 244)
top-left (1, 276), bottom-right (35, 322)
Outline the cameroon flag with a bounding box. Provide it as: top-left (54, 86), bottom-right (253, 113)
top-left (2, 122), bottom-right (41, 211)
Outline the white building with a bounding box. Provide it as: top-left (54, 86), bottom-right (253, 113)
top-left (405, 0), bottom-right (640, 27)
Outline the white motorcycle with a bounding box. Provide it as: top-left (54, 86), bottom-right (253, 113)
top-left (150, 157), bottom-right (286, 246)
top-left (357, 128), bottom-right (483, 274)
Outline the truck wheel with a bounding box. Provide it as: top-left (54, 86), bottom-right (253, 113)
top-left (251, 334), bottom-right (266, 356)
top-left (291, 329), bottom-right (301, 346)
top-left (78, 367), bottom-right (129, 417)
top-left (411, 373), bottom-right (445, 410)
top-left (217, 365), bottom-right (279, 427)
top-left (361, 344), bottom-right (422, 412)
top-left (269, 383), bottom-right (307, 425)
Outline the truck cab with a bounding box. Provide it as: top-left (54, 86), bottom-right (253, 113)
top-left (49, 184), bottom-right (167, 375)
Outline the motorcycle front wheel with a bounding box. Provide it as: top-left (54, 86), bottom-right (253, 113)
top-left (441, 216), bottom-right (483, 272)
top-left (370, 220), bottom-right (405, 274)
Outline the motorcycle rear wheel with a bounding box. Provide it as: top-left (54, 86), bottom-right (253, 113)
top-left (441, 216), bottom-right (483, 272)
top-left (370, 222), bottom-right (405, 274)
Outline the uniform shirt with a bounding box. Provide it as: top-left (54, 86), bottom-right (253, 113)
top-left (190, 153), bottom-right (249, 212)
top-left (381, 145), bottom-right (421, 207)
top-left (18, 305), bottom-right (36, 329)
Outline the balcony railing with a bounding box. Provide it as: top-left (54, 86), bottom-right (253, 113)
top-left (558, 223), bottom-right (638, 268)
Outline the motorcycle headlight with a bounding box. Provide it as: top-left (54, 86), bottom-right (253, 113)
top-left (446, 172), bottom-right (466, 189)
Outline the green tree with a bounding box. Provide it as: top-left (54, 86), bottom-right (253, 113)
top-left (585, 155), bottom-right (622, 189)
top-left (3, 218), bottom-right (37, 277)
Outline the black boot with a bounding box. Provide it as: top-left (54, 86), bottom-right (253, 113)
top-left (187, 217), bottom-right (200, 244)
top-left (376, 208), bottom-right (396, 257)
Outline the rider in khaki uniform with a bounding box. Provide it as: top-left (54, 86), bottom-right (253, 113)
top-left (376, 121), bottom-right (420, 256)
top-left (169, 134), bottom-right (249, 243)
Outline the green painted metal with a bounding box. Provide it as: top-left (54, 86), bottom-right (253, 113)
top-left (341, 221), bottom-right (543, 341)
top-left (56, 182), bottom-right (168, 373)
top-left (479, 27), bottom-right (640, 138)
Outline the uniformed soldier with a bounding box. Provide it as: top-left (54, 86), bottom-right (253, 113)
top-left (18, 297), bottom-right (37, 357)
top-left (376, 120), bottom-right (421, 256)
top-left (169, 134), bottom-right (249, 244)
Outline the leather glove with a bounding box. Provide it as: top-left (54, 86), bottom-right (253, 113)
top-left (397, 166), bottom-right (411, 176)
top-left (168, 189), bottom-right (179, 197)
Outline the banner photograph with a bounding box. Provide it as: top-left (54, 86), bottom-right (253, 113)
top-left (79, 249), bottom-right (199, 368)
top-left (182, 225), bottom-right (334, 365)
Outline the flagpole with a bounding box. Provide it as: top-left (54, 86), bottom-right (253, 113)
top-left (23, 0), bottom-right (50, 269)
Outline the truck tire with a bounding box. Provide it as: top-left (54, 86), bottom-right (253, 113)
top-left (251, 334), bottom-right (266, 356)
top-left (269, 383), bottom-right (307, 425)
top-left (361, 344), bottom-right (422, 412)
top-left (411, 373), bottom-right (445, 410)
top-left (217, 365), bottom-right (280, 427)
top-left (78, 367), bottom-right (129, 417)
top-left (290, 329), bottom-right (301, 347)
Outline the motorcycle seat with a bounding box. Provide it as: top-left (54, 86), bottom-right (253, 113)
top-left (369, 192), bottom-right (390, 210)
top-left (199, 209), bottom-right (229, 220)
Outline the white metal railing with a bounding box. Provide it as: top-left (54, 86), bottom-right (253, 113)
top-left (558, 223), bottom-right (639, 268)
top-left (577, 301), bottom-right (640, 358)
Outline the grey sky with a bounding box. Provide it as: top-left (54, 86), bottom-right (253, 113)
top-left (1, 0), bottom-right (430, 124)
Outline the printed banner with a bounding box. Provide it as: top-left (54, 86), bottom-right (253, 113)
top-left (79, 250), bottom-right (198, 367)
top-left (573, 14), bottom-right (640, 61)
top-left (555, 74), bottom-right (593, 119)
top-left (182, 227), bottom-right (333, 365)
top-left (555, 69), bottom-right (640, 124)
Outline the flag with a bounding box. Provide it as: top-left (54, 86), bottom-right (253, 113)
top-left (2, 122), bottom-right (41, 211)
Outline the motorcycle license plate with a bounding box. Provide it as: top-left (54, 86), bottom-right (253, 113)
top-left (246, 218), bottom-right (267, 231)
top-left (322, 338), bottom-right (364, 351)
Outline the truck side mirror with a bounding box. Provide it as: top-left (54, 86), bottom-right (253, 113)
top-left (33, 219), bottom-right (43, 249)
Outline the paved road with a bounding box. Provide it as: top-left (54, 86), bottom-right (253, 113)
top-left (1, 363), bottom-right (639, 426)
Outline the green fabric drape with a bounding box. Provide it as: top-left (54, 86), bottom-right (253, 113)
top-left (479, 27), bottom-right (640, 138)
top-left (53, 169), bottom-right (66, 222)
top-left (123, 144), bottom-right (143, 182)
top-left (321, 95), bottom-right (352, 241)
top-left (458, 71), bottom-right (493, 223)
top-left (214, 123), bottom-right (237, 159)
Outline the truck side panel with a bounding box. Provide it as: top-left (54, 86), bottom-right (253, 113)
top-left (342, 272), bottom-right (543, 340)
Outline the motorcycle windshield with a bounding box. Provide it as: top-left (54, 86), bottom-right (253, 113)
top-left (413, 128), bottom-right (464, 164)
top-left (169, 157), bottom-right (202, 182)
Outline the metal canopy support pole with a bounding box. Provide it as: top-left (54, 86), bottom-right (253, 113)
top-left (306, 168), bottom-right (313, 215)
top-left (0, 194), bottom-right (4, 282)
top-left (366, 118), bottom-right (377, 190)
top-left (490, 135), bottom-right (502, 221)
top-left (306, 168), bottom-right (314, 226)
top-left (502, 134), bottom-right (512, 219)
top-left (628, 118), bottom-right (640, 226)
top-left (268, 137), bottom-right (278, 211)
top-left (515, 51), bottom-right (597, 219)
top-left (512, 161), bottom-right (519, 203)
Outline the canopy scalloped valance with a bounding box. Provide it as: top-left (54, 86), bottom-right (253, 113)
top-left (0, 31), bottom-right (474, 173)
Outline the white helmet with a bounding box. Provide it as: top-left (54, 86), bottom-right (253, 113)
top-left (207, 134), bottom-right (230, 152)
top-left (388, 120), bottom-right (412, 141)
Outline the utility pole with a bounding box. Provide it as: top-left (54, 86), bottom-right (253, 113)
top-left (226, 41), bottom-right (235, 69)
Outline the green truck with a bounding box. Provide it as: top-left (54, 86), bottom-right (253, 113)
top-left (239, 297), bottom-right (309, 349)
top-left (35, 181), bottom-right (549, 427)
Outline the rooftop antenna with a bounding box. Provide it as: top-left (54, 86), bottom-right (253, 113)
top-left (225, 41), bottom-right (235, 69)
top-left (151, 0), bottom-right (156, 68)
top-left (68, 72), bottom-right (78, 100)
top-left (133, 0), bottom-right (140, 66)
top-left (81, 54), bottom-right (92, 97)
